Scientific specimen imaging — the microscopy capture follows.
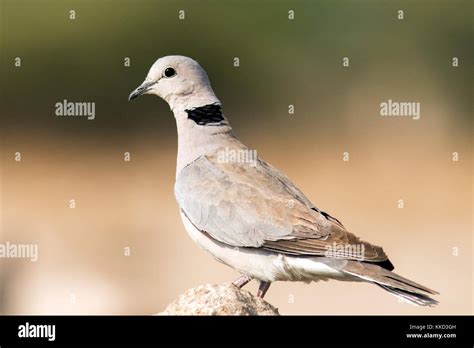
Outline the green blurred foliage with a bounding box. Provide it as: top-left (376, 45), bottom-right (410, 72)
top-left (0, 0), bottom-right (472, 140)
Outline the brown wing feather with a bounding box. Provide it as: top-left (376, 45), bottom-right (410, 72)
top-left (263, 228), bottom-right (389, 262)
top-left (177, 154), bottom-right (394, 269)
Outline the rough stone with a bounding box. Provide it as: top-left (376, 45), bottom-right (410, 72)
top-left (158, 283), bottom-right (280, 315)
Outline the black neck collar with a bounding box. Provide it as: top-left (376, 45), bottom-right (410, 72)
top-left (185, 103), bottom-right (227, 126)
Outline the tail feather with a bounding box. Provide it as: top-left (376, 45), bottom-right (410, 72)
top-left (340, 260), bottom-right (439, 307)
top-left (376, 284), bottom-right (439, 306)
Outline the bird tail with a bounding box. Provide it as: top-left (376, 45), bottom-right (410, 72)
top-left (340, 261), bottom-right (439, 306)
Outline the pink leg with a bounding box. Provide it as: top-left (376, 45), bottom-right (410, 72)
top-left (232, 274), bottom-right (253, 289)
top-left (257, 281), bottom-right (271, 298)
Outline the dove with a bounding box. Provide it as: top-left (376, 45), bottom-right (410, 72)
top-left (129, 55), bottom-right (438, 306)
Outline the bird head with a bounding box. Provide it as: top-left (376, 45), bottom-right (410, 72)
top-left (128, 55), bottom-right (220, 111)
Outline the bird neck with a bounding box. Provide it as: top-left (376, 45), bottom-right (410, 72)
top-left (167, 86), bottom-right (220, 113)
top-left (173, 107), bottom-right (246, 177)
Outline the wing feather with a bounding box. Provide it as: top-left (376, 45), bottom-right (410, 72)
top-left (175, 154), bottom-right (390, 264)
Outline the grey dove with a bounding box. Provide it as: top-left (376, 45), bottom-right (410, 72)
top-left (129, 55), bottom-right (438, 306)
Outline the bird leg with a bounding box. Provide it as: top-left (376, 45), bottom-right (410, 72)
top-left (232, 274), bottom-right (253, 289)
top-left (257, 281), bottom-right (271, 298)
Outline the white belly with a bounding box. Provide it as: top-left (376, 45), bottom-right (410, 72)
top-left (179, 211), bottom-right (347, 282)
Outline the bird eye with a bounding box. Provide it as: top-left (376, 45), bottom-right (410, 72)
top-left (164, 67), bottom-right (176, 78)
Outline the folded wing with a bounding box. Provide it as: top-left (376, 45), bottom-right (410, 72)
top-left (175, 154), bottom-right (390, 265)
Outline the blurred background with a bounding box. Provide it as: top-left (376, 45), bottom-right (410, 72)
top-left (0, 0), bottom-right (472, 314)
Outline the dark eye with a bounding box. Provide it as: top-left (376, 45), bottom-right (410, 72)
top-left (164, 67), bottom-right (176, 78)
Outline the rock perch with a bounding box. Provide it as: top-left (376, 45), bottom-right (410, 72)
top-left (158, 283), bottom-right (279, 315)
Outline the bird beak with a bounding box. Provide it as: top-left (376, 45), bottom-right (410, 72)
top-left (128, 80), bottom-right (156, 101)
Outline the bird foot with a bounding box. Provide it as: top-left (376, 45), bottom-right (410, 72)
top-left (257, 281), bottom-right (271, 298)
top-left (232, 274), bottom-right (253, 289)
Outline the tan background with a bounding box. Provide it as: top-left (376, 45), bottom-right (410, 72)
top-left (0, 0), bottom-right (472, 314)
